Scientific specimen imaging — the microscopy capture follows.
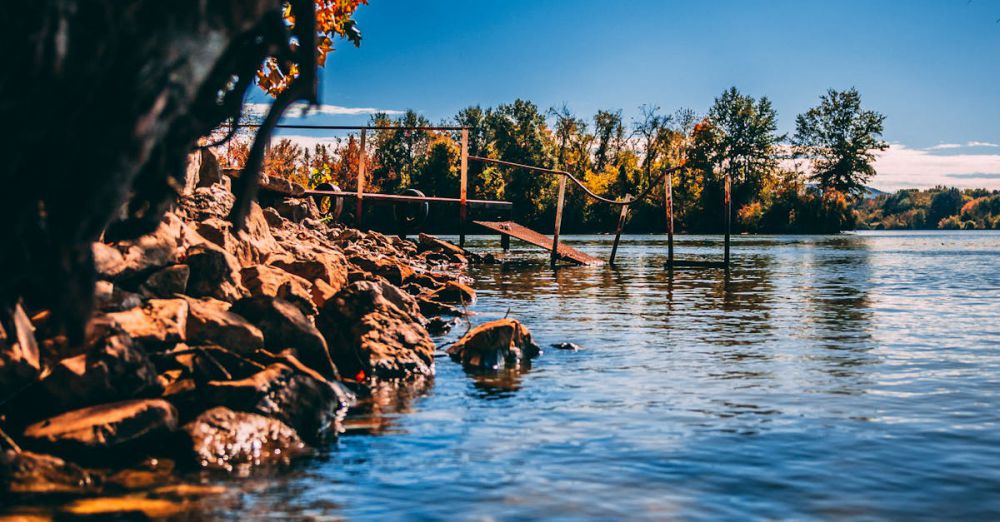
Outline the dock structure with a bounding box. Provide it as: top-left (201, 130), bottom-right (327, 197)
top-left (244, 123), bottom-right (733, 270)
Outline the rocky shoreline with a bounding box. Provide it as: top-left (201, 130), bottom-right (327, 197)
top-left (0, 150), bottom-right (539, 518)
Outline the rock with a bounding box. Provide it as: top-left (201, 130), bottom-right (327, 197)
top-left (446, 319), bottom-right (541, 371)
top-left (552, 342), bottom-right (582, 351)
top-left (94, 281), bottom-right (143, 312)
top-left (110, 213), bottom-right (183, 280)
top-left (105, 298), bottom-right (188, 350)
top-left (317, 281), bottom-right (434, 380)
top-left (238, 202), bottom-right (286, 266)
top-left (231, 296), bottom-right (338, 379)
top-left (183, 149), bottom-right (202, 194)
top-left (418, 233), bottom-right (465, 257)
top-left (202, 363), bottom-right (350, 442)
top-left (61, 496), bottom-right (188, 519)
top-left (270, 197), bottom-right (313, 223)
top-left (0, 303), bottom-right (41, 400)
top-left (258, 173), bottom-right (305, 197)
top-left (181, 184), bottom-right (235, 222)
top-left (269, 251), bottom-right (349, 293)
top-left (197, 148), bottom-right (226, 188)
top-left (184, 243), bottom-right (248, 302)
top-left (21, 399), bottom-right (178, 463)
top-left (418, 297), bottom-right (464, 317)
top-left (348, 255), bottom-right (414, 286)
top-left (105, 458), bottom-right (175, 490)
top-left (241, 264), bottom-right (313, 303)
top-left (0, 450), bottom-right (96, 495)
top-left (179, 406), bottom-right (306, 471)
top-left (424, 281), bottom-right (476, 305)
top-left (140, 264), bottom-right (190, 297)
top-left (33, 327), bottom-right (161, 418)
top-left (426, 316), bottom-right (459, 336)
top-left (184, 298), bottom-right (264, 356)
top-left (310, 278), bottom-right (339, 309)
top-left (92, 242), bottom-right (128, 280)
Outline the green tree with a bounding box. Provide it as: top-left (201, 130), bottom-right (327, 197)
top-left (485, 99), bottom-right (555, 224)
top-left (928, 187), bottom-right (963, 227)
top-left (792, 88), bottom-right (887, 197)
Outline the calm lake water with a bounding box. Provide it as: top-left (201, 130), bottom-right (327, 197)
top-left (19, 231), bottom-right (1000, 520)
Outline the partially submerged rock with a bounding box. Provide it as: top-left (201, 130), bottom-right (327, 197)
top-left (424, 281), bottom-right (476, 305)
top-left (21, 399), bottom-right (178, 463)
top-left (0, 450), bottom-right (96, 495)
top-left (447, 319), bottom-right (541, 371)
top-left (179, 406), bottom-right (306, 471)
top-left (317, 281), bottom-right (434, 380)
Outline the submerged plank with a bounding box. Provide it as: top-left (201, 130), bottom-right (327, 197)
top-left (473, 220), bottom-right (604, 266)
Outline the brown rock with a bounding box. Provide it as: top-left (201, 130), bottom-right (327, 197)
top-left (231, 296), bottom-right (338, 379)
top-left (310, 278), bottom-right (339, 309)
top-left (418, 233), bottom-right (465, 256)
top-left (140, 264), bottom-right (190, 297)
top-left (184, 298), bottom-right (264, 356)
top-left (270, 250), bottom-right (349, 293)
top-left (202, 363), bottom-right (350, 442)
top-left (105, 298), bottom-right (188, 350)
top-left (110, 213), bottom-right (183, 280)
top-left (424, 281), bottom-right (476, 305)
top-left (0, 450), bottom-right (96, 495)
top-left (317, 281), bottom-right (434, 380)
top-left (446, 318), bottom-right (541, 370)
top-left (348, 255), bottom-right (415, 286)
top-left (179, 406), bottom-right (306, 471)
top-left (418, 297), bottom-right (464, 317)
top-left (184, 243), bottom-right (247, 302)
top-left (92, 242), bottom-right (127, 280)
top-left (241, 264), bottom-right (312, 299)
top-left (61, 496), bottom-right (188, 519)
top-left (94, 281), bottom-right (143, 312)
top-left (21, 399), bottom-right (178, 462)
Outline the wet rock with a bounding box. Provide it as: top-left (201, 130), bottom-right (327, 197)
top-left (447, 319), bottom-right (541, 370)
top-left (184, 298), bottom-right (264, 356)
top-left (33, 327), bottom-right (160, 418)
top-left (552, 342), bottom-right (582, 351)
top-left (424, 281), bottom-right (476, 305)
top-left (231, 296), bottom-right (338, 379)
top-left (417, 233), bottom-right (465, 257)
top-left (0, 450), bottom-right (96, 495)
top-left (202, 363), bottom-right (350, 442)
top-left (105, 298), bottom-right (188, 350)
top-left (106, 458), bottom-right (175, 491)
top-left (418, 297), bottom-right (464, 317)
top-left (0, 304), bottom-right (41, 400)
top-left (179, 406), bottom-right (306, 471)
top-left (426, 316), bottom-right (459, 336)
top-left (60, 496), bottom-right (188, 519)
top-left (140, 264), bottom-right (190, 298)
top-left (184, 243), bottom-right (248, 302)
top-left (317, 281), bottom-right (434, 380)
top-left (348, 255), bottom-right (414, 286)
top-left (21, 399), bottom-right (178, 463)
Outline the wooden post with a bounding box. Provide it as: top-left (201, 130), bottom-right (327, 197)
top-left (459, 128), bottom-right (468, 248)
top-left (550, 174), bottom-right (567, 268)
top-left (609, 196), bottom-right (631, 266)
top-left (666, 172), bottom-right (675, 267)
top-left (501, 233), bottom-right (510, 251)
top-left (724, 172), bottom-right (731, 269)
top-left (356, 129), bottom-right (367, 228)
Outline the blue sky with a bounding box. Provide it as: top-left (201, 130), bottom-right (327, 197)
top-left (254, 0), bottom-right (1000, 190)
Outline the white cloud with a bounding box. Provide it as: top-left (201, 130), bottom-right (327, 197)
top-left (244, 102), bottom-right (403, 117)
top-left (871, 143), bottom-right (1000, 191)
top-left (268, 134), bottom-right (349, 151)
top-left (927, 143), bottom-right (963, 150)
top-left (965, 141), bottom-right (1000, 148)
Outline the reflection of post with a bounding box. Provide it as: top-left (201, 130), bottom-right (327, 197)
top-left (666, 172), bottom-right (675, 267)
top-left (724, 172), bottom-right (731, 269)
top-left (460, 128), bottom-right (468, 248)
top-left (357, 128), bottom-right (367, 228)
top-left (610, 196), bottom-right (630, 266)
top-left (550, 174), bottom-right (567, 268)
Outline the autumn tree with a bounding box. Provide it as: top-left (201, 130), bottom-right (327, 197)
top-left (792, 88), bottom-right (888, 197)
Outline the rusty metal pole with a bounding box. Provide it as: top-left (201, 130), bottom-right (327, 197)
top-left (550, 174), bottom-right (567, 268)
top-left (724, 171), bottom-right (731, 269)
top-left (459, 128), bottom-right (469, 248)
top-left (666, 172), bottom-right (675, 268)
top-left (609, 196), bottom-right (631, 266)
top-left (356, 129), bottom-right (367, 229)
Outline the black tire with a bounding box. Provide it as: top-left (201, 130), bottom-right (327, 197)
top-left (394, 188), bottom-right (429, 233)
top-left (312, 182), bottom-right (343, 221)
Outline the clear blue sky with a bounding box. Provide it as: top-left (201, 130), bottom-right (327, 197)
top-left (256, 0), bottom-right (1000, 189)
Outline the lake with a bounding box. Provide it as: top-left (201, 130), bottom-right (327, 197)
top-left (125, 232), bottom-right (1000, 519)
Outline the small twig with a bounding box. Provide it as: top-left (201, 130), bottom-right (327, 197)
top-left (0, 424), bottom-right (22, 454)
top-left (503, 307), bottom-right (511, 319)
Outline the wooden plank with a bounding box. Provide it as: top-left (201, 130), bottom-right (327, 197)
top-left (460, 128), bottom-right (469, 248)
top-left (473, 220), bottom-right (604, 266)
top-left (550, 175), bottom-right (567, 267)
top-left (609, 195), bottom-right (630, 266)
top-left (357, 129), bottom-right (366, 227)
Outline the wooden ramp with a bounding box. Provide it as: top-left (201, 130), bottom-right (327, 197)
top-left (473, 220), bottom-right (604, 266)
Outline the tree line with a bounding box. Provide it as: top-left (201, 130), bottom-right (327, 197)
top-left (221, 86), bottom-right (898, 234)
top-left (857, 187), bottom-right (1000, 230)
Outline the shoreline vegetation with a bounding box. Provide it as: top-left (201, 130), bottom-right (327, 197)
top-left (221, 90), bottom-right (998, 236)
top-left (0, 150), bottom-right (540, 518)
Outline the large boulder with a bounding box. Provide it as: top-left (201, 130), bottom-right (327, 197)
top-left (347, 255), bottom-right (415, 287)
top-left (316, 281), bottom-right (434, 380)
top-left (184, 243), bottom-right (248, 302)
top-left (105, 298), bottom-right (188, 350)
top-left (423, 281), bottom-right (476, 305)
top-left (140, 264), bottom-right (190, 298)
top-left (21, 399), bottom-right (178, 463)
top-left (0, 304), bottom-right (41, 400)
top-left (269, 251), bottom-right (349, 293)
top-left (179, 406), bottom-right (306, 471)
top-left (240, 264), bottom-right (316, 316)
top-left (202, 363), bottom-right (350, 442)
top-left (446, 319), bottom-right (541, 370)
top-left (107, 213), bottom-right (183, 281)
top-left (183, 298), bottom-right (264, 356)
top-left (231, 296), bottom-right (338, 379)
